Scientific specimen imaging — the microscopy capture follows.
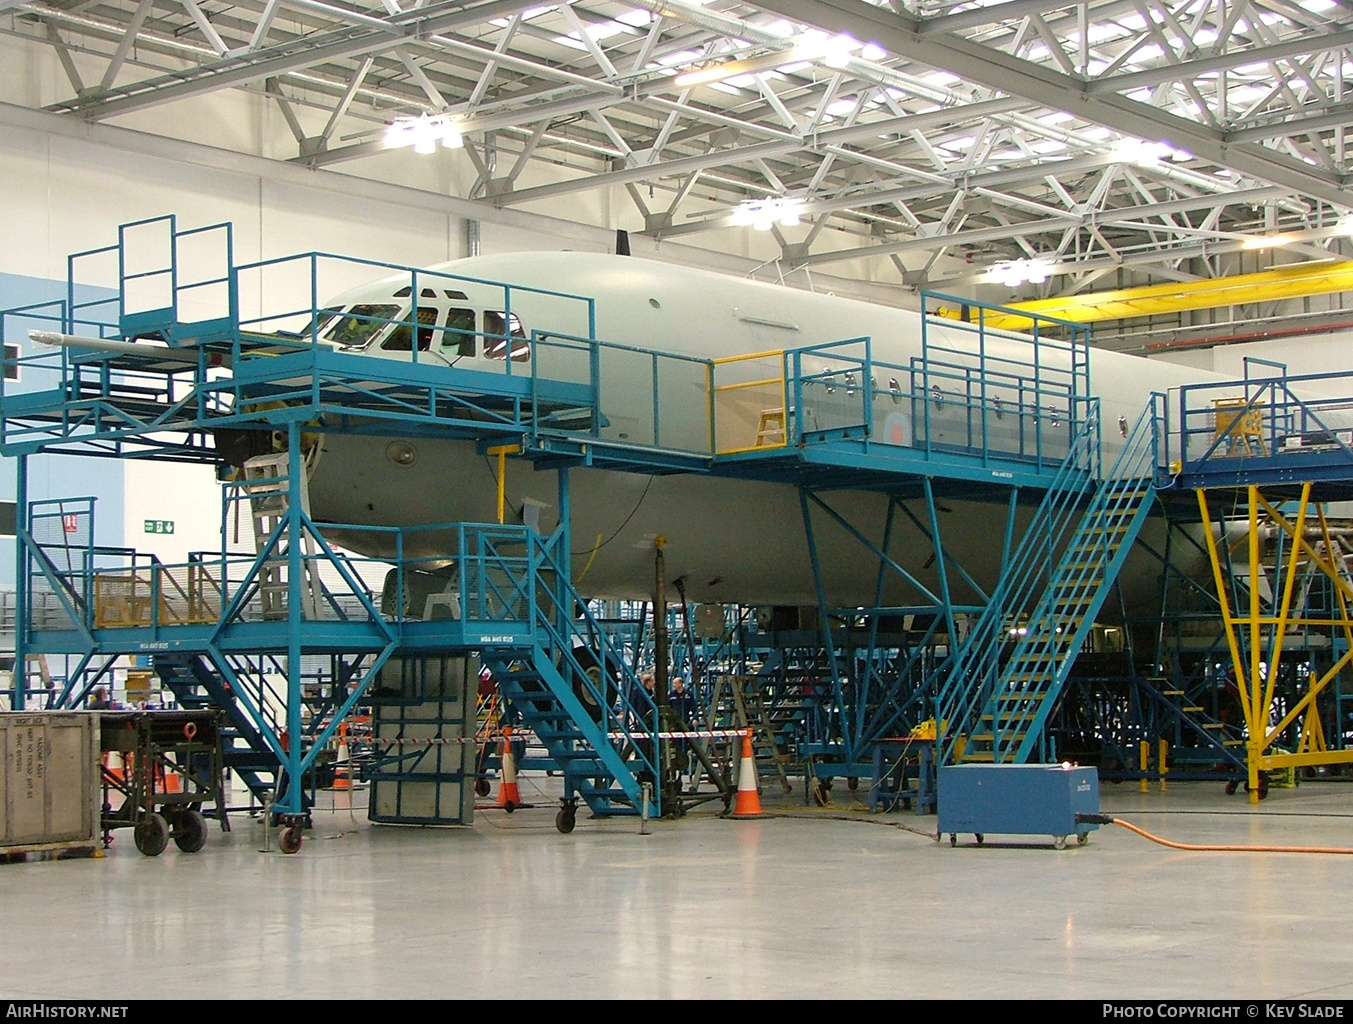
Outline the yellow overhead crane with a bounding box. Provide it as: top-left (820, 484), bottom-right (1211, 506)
top-left (939, 260), bottom-right (1353, 330)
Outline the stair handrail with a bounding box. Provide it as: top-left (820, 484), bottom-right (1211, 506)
top-left (527, 530), bottom-right (663, 789)
top-left (985, 402), bottom-right (1161, 761)
top-left (935, 399), bottom-right (1101, 760)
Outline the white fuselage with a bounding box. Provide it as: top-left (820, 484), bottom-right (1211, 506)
top-left (302, 252), bottom-right (1225, 608)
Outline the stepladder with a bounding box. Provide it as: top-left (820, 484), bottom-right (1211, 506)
top-left (240, 453), bottom-right (322, 620)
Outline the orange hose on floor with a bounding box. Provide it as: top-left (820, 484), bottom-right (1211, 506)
top-left (1112, 817), bottom-right (1353, 855)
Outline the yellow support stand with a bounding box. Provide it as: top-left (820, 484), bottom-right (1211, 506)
top-left (1198, 484), bottom-right (1353, 802)
top-left (1158, 738), bottom-right (1168, 792)
top-left (1139, 740), bottom-right (1149, 794)
top-left (487, 443), bottom-right (521, 525)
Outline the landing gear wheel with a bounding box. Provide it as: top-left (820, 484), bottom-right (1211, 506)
top-left (173, 809), bottom-right (209, 853)
top-left (133, 812), bottom-right (169, 857)
top-left (570, 648), bottom-right (619, 723)
top-left (474, 778), bottom-right (491, 798)
top-left (278, 825), bottom-right (303, 855)
top-left (1053, 835), bottom-right (1068, 850)
top-left (975, 833), bottom-right (985, 845)
top-left (1077, 832), bottom-right (1089, 846)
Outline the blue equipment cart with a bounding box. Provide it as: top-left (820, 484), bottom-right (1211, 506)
top-left (938, 763), bottom-right (1100, 849)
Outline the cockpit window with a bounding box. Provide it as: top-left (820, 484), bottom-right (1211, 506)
top-left (443, 308), bottom-right (477, 357)
top-left (484, 310), bottom-right (529, 362)
top-left (324, 303), bottom-right (400, 349)
top-left (383, 307), bottom-right (438, 352)
top-left (312, 307), bottom-right (342, 340)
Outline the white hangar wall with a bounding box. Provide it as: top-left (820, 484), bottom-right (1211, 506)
top-left (1150, 331), bottom-right (1353, 380)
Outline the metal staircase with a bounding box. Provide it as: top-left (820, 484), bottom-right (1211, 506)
top-left (153, 652), bottom-right (305, 815)
top-left (474, 531), bottom-right (662, 818)
top-left (939, 400), bottom-right (1161, 764)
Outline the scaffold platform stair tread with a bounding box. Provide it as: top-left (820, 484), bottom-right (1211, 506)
top-left (484, 630), bottom-right (660, 817)
top-left (939, 404), bottom-right (1160, 766)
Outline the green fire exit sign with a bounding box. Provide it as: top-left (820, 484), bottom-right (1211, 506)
top-left (144, 520), bottom-right (175, 534)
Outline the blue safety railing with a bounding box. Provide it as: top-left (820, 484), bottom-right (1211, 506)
top-left (919, 291), bottom-right (1090, 469)
top-left (1165, 361), bottom-right (1353, 479)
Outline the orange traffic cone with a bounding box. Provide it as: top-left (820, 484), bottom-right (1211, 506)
top-left (730, 730), bottom-right (764, 819)
top-left (333, 730), bottom-right (351, 791)
top-left (495, 727), bottom-right (522, 812)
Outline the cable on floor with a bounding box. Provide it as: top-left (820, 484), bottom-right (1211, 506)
top-left (1078, 813), bottom-right (1353, 854)
top-left (761, 808), bottom-right (940, 841)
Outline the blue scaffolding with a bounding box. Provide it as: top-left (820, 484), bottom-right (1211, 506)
top-left (4, 214), bottom-right (1190, 840)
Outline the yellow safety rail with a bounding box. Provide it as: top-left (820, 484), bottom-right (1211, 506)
top-left (709, 349), bottom-right (788, 455)
top-left (94, 564), bottom-right (222, 628)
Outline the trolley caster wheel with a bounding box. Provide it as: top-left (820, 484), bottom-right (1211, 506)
top-left (173, 809), bottom-right (209, 854)
top-left (278, 826), bottom-right (303, 855)
top-left (474, 778), bottom-right (491, 798)
top-left (949, 833), bottom-right (957, 847)
top-left (1243, 778), bottom-right (1271, 800)
top-left (1077, 832), bottom-right (1089, 846)
top-left (1053, 835), bottom-right (1068, 850)
top-left (555, 808), bottom-right (576, 834)
top-left (133, 812), bottom-right (169, 857)
top-left (975, 834), bottom-right (984, 845)
top-left (1225, 779), bottom-right (1239, 795)
top-left (847, 777), bottom-right (859, 792)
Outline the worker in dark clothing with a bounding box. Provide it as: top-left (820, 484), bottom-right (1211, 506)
top-left (88, 686), bottom-right (112, 709)
top-left (669, 676), bottom-right (697, 729)
top-left (669, 675), bottom-right (698, 779)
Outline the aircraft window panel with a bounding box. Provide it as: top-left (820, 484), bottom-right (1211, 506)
top-left (392, 286), bottom-right (412, 298)
top-left (485, 310), bottom-right (530, 362)
top-left (313, 307), bottom-right (342, 339)
top-left (442, 308), bottom-right (477, 357)
top-left (445, 289), bottom-right (469, 301)
top-left (382, 306), bottom-right (438, 352)
top-left (324, 303), bottom-right (401, 349)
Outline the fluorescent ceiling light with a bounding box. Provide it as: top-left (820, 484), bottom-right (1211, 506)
top-left (986, 258), bottom-right (1054, 287)
top-left (731, 197), bottom-right (804, 230)
top-left (673, 31), bottom-right (866, 88)
top-left (1241, 234), bottom-right (1293, 250)
top-left (384, 114), bottom-right (464, 153)
top-left (1112, 137), bottom-right (1185, 166)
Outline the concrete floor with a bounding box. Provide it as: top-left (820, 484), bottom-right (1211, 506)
top-left (4, 771), bottom-right (1353, 1000)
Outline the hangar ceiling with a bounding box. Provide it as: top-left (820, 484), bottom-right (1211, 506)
top-left (5, 0), bottom-right (1353, 296)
